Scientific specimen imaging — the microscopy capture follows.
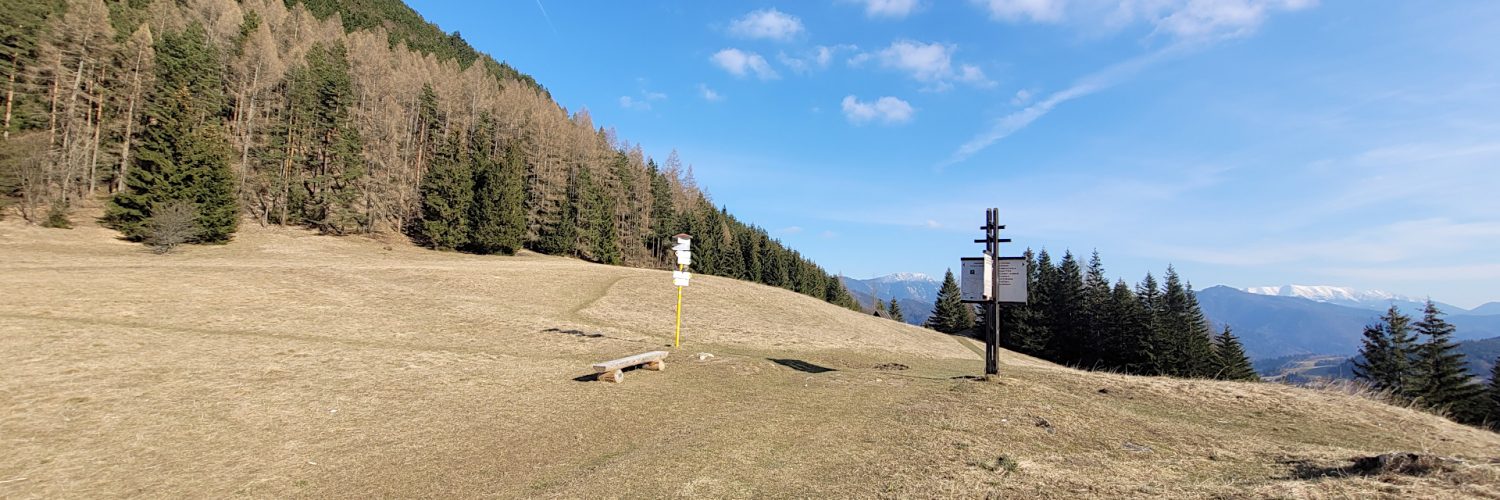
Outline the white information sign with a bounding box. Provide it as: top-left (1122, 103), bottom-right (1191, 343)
top-left (994, 257), bottom-right (1028, 303)
top-left (675, 250), bottom-right (692, 266)
top-left (959, 256), bottom-right (992, 303)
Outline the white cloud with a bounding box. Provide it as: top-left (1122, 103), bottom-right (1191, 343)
top-left (778, 45), bottom-right (856, 74)
top-left (942, 45), bottom-right (1184, 167)
top-left (619, 96), bottom-right (651, 111)
top-left (728, 8), bottom-right (805, 42)
top-left (853, 0), bottom-right (922, 18)
top-left (781, 226), bottom-right (804, 234)
top-left (1011, 89), bottom-right (1033, 105)
top-left (711, 48), bottom-right (779, 80)
top-left (861, 40), bottom-right (995, 90)
top-left (924, 219), bottom-right (942, 228)
top-left (972, 0), bottom-right (1065, 22)
top-left (970, 0), bottom-right (1317, 41)
top-left (697, 84), bottom-right (724, 102)
top-left (841, 95), bottom-right (916, 125)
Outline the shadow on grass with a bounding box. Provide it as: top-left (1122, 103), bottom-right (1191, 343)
top-left (571, 363), bottom-right (649, 382)
top-left (543, 327), bottom-right (603, 338)
top-left (1280, 453), bottom-right (1447, 480)
top-left (768, 358), bottom-right (836, 374)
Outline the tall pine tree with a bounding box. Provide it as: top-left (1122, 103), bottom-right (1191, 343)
top-left (104, 23), bottom-right (236, 244)
top-left (467, 126), bottom-right (526, 255)
top-left (1410, 300), bottom-right (1483, 414)
top-left (1211, 326), bottom-right (1257, 381)
top-left (926, 269), bottom-right (974, 334)
top-left (1352, 306), bottom-right (1416, 396)
top-left (1489, 359), bottom-right (1500, 429)
top-left (888, 298), bottom-right (904, 323)
top-left (417, 134), bottom-right (473, 250)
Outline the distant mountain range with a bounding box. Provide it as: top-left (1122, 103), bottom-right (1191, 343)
top-left (840, 273), bottom-right (941, 326)
top-left (840, 274), bottom-right (1500, 367)
top-left (1244, 284), bottom-right (1468, 317)
top-left (1257, 336), bottom-right (1500, 383)
top-left (1198, 286), bottom-right (1500, 360)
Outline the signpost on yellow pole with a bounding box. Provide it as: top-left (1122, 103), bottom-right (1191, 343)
top-left (670, 234), bottom-right (693, 348)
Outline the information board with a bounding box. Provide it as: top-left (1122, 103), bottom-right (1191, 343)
top-left (960, 256), bottom-right (992, 303)
top-left (994, 257), bottom-right (1028, 303)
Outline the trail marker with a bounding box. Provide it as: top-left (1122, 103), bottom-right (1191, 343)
top-left (671, 234), bottom-right (692, 347)
top-left (962, 208), bottom-right (1027, 377)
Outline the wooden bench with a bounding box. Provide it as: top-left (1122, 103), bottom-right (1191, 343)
top-left (592, 351), bottom-right (668, 383)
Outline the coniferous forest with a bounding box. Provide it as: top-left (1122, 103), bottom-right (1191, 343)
top-left (0, 0), bottom-right (860, 310)
top-left (925, 249), bottom-right (1259, 382)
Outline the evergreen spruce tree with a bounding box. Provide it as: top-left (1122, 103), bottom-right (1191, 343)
top-left (536, 168), bottom-right (581, 255)
top-left (467, 135), bottom-right (525, 255)
top-left (888, 298), bottom-right (904, 323)
top-left (1211, 326), bottom-right (1258, 381)
top-left (1158, 267), bottom-right (1216, 377)
top-left (927, 269), bottom-right (973, 334)
top-left (1080, 250), bottom-right (1112, 368)
top-left (1044, 251), bottom-right (1085, 363)
top-left (1003, 249), bottom-right (1046, 356)
top-left (1134, 272), bottom-right (1164, 375)
top-left (1110, 279), bottom-right (1153, 375)
top-left (1489, 359), bottom-right (1500, 429)
top-left (1411, 300), bottom-right (1483, 413)
top-left (417, 135), bottom-right (473, 250)
top-left (290, 42), bottom-right (365, 233)
top-left (1181, 283), bottom-right (1218, 377)
top-left (1352, 306), bottom-right (1416, 395)
top-left (105, 24), bottom-right (237, 244)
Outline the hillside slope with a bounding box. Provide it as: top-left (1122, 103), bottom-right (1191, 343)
top-left (1, 219), bottom-right (1498, 498)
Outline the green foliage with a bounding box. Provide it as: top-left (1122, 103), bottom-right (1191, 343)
top-left (1410, 300), bottom-right (1485, 421)
top-left (1489, 359), bottom-right (1500, 429)
top-left (467, 129), bottom-right (526, 255)
top-left (927, 269), bottom-right (974, 334)
top-left (104, 25), bottom-right (236, 244)
top-left (277, 42), bottom-right (365, 233)
top-left (1353, 306), bottom-right (1416, 396)
top-left (1212, 326), bottom-right (1258, 381)
top-left (417, 134), bottom-right (473, 250)
top-left (888, 298), bottom-right (904, 322)
top-left (42, 201), bottom-right (71, 228)
top-left (0, 0), bottom-right (61, 135)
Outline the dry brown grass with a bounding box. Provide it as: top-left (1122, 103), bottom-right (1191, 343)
top-left (2, 216), bottom-right (1498, 498)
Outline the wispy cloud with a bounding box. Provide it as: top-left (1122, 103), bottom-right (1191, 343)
top-left (697, 84), bottom-right (724, 102)
top-left (711, 48), bottom-right (779, 80)
top-left (1150, 218), bottom-right (1500, 267)
top-left (941, 46), bottom-right (1182, 168)
top-left (971, 0), bottom-right (1317, 42)
top-left (848, 0), bottom-right (922, 18)
top-left (618, 96), bottom-right (651, 111)
top-left (842, 95), bottom-right (916, 125)
top-left (852, 40), bottom-right (994, 91)
top-left (728, 8), bottom-right (805, 42)
top-left (779, 45), bottom-right (857, 74)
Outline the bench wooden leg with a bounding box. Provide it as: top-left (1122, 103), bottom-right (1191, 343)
top-left (643, 360), bottom-right (665, 371)
top-left (598, 370), bottom-right (623, 383)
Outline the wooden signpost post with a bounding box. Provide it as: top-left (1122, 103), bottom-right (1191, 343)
top-left (961, 208), bottom-right (1027, 377)
top-left (671, 234), bottom-right (692, 348)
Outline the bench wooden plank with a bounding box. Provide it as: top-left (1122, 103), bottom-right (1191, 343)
top-left (592, 351), bottom-right (669, 373)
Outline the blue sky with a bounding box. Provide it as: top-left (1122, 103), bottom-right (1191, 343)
top-left (405, 1), bottom-right (1500, 308)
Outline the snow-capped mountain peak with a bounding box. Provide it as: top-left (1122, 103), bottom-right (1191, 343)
top-left (1244, 285), bottom-right (1410, 303)
top-left (874, 272), bottom-right (934, 283)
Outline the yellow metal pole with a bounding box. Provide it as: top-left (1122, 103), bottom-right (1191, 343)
top-left (674, 263), bottom-right (684, 347)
